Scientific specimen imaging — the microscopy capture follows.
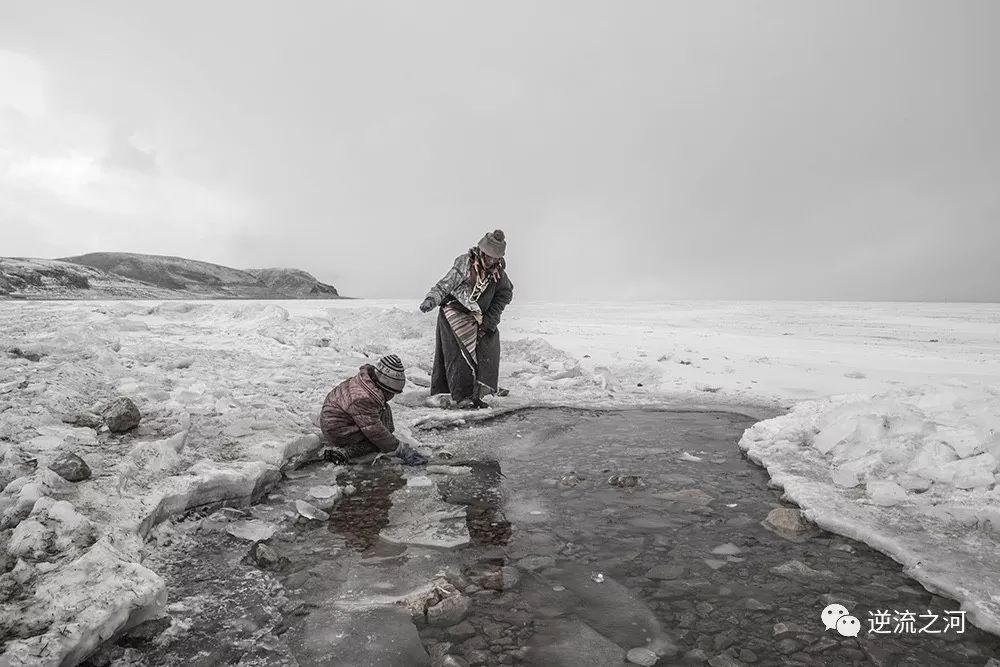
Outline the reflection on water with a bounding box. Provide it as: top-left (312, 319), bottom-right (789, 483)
top-left (327, 468), bottom-right (405, 551)
top-left (101, 409), bottom-right (1000, 667)
top-left (413, 409), bottom-right (1000, 667)
top-left (466, 506), bottom-right (512, 546)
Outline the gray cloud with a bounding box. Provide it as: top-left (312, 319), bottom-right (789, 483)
top-left (1, 0), bottom-right (998, 300)
top-left (103, 127), bottom-right (157, 174)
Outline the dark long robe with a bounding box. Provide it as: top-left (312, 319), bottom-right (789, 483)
top-left (431, 269), bottom-right (514, 402)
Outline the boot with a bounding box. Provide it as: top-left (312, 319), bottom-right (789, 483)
top-left (323, 447), bottom-right (348, 464)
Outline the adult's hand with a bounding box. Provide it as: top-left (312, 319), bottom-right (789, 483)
top-left (419, 297), bottom-right (436, 313)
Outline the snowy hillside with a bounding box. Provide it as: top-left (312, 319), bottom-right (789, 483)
top-left (0, 254), bottom-right (343, 300)
top-left (246, 267), bottom-right (340, 298)
top-left (60, 252), bottom-right (268, 298)
top-left (0, 258), bottom-right (181, 299)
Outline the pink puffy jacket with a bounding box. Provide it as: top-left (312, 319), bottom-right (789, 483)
top-left (319, 365), bottom-right (399, 453)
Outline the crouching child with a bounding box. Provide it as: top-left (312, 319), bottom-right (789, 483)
top-left (319, 354), bottom-right (428, 465)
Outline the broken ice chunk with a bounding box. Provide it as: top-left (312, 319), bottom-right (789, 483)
top-left (866, 480), bottom-right (908, 507)
top-left (295, 500), bottom-right (330, 521)
top-left (226, 519), bottom-right (278, 543)
top-left (831, 467), bottom-right (861, 488)
top-left (711, 543), bottom-right (741, 556)
top-left (307, 485), bottom-right (341, 499)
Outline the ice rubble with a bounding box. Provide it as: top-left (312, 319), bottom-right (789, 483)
top-left (3, 298), bottom-right (999, 662)
top-left (739, 383), bottom-right (1000, 634)
top-left (0, 300), bottom-right (630, 664)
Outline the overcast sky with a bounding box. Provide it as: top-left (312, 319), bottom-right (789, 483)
top-left (1, 1), bottom-right (997, 301)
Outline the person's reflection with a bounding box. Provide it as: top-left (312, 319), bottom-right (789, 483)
top-left (328, 469), bottom-right (406, 551)
top-left (466, 505), bottom-right (512, 545)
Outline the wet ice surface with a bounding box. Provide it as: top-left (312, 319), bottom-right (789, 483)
top-left (104, 409), bottom-right (1000, 666)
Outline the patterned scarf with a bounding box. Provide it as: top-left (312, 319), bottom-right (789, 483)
top-left (468, 248), bottom-right (502, 296)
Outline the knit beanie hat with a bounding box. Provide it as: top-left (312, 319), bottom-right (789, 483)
top-left (477, 229), bottom-right (507, 259)
top-left (373, 354), bottom-right (406, 394)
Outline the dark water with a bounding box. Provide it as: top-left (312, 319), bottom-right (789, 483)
top-left (92, 409), bottom-right (1000, 667)
top-left (422, 409), bottom-right (1000, 666)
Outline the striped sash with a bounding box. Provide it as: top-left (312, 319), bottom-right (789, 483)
top-left (443, 305), bottom-right (479, 360)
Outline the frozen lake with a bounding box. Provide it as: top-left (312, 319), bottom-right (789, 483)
top-left (1, 299), bottom-right (998, 664)
top-left (111, 408), bottom-right (1000, 666)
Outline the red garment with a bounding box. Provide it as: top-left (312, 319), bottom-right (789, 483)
top-left (320, 365), bottom-right (399, 453)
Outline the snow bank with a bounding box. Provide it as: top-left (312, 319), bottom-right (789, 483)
top-left (0, 299), bottom-right (627, 664)
top-left (739, 383), bottom-right (1000, 634)
top-left (1, 539), bottom-right (166, 667)
top-left (4, 298), bottom-right (996, 661)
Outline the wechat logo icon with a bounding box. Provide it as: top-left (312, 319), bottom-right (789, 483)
top-left (822, 603), bottom-right (861, 637)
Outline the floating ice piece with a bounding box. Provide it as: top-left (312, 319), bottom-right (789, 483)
top-left (307, 485), bottom-right (340, 499)
top-left (591, 572), bottom-right (605, 583)
top-left (226, 519), bottom-right (278, 542)
top-left (295, 500), bottom-right (330, 522)
top-left (407, 476), bottom-right (433, 488)
top-left (711, 543), bottom-right (742, 556)
top-left (770, 560), bottom-right (836, 580)
top-left (380, 486), bottom-right (469, 549)
top-left (425, 465), bottom-right (472, 476)
top-left (703, 559), bottom-right (728, 570)
top-left (679, 452), bottom-right (702, 462)
top-left (626, 647), bottom-right (658, 667)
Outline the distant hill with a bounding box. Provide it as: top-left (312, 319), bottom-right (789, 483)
top-left (246, 268), bottom-right (340, 298)
top-left (0, 252), bottom-right (342, 300)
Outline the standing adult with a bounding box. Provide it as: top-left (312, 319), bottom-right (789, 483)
top-left (419, 230), bottom-right (514, 408)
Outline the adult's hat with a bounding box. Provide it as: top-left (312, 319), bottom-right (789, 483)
top-left (478, 229), bottom-right (507, 258)
top-left (373, 354), bottom-right (406, 393)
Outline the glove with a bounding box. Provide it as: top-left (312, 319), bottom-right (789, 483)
top-left (399, 447), bottom-right (429, 466)
top-left (419, 297), bottom-right (436, 313)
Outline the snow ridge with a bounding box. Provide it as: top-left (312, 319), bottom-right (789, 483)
top-left (1, 253), bottom-right (341, 300)
top-left (739, 385), bottom-right (1000, 635)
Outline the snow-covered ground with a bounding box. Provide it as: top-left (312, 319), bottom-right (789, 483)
top-left (1, 299), bottom-right (999, 663)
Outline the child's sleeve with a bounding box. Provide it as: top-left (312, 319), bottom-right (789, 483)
top-left (349, 398), bottom-right (400, 453)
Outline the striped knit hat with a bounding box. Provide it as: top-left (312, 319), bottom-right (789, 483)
top-left (373, 354), bottom-right (406, 393)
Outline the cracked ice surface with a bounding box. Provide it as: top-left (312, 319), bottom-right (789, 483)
top-left (0, 299), bottom-right (631, 664)
top-left (2, 298), bottom-right (1000, 662)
